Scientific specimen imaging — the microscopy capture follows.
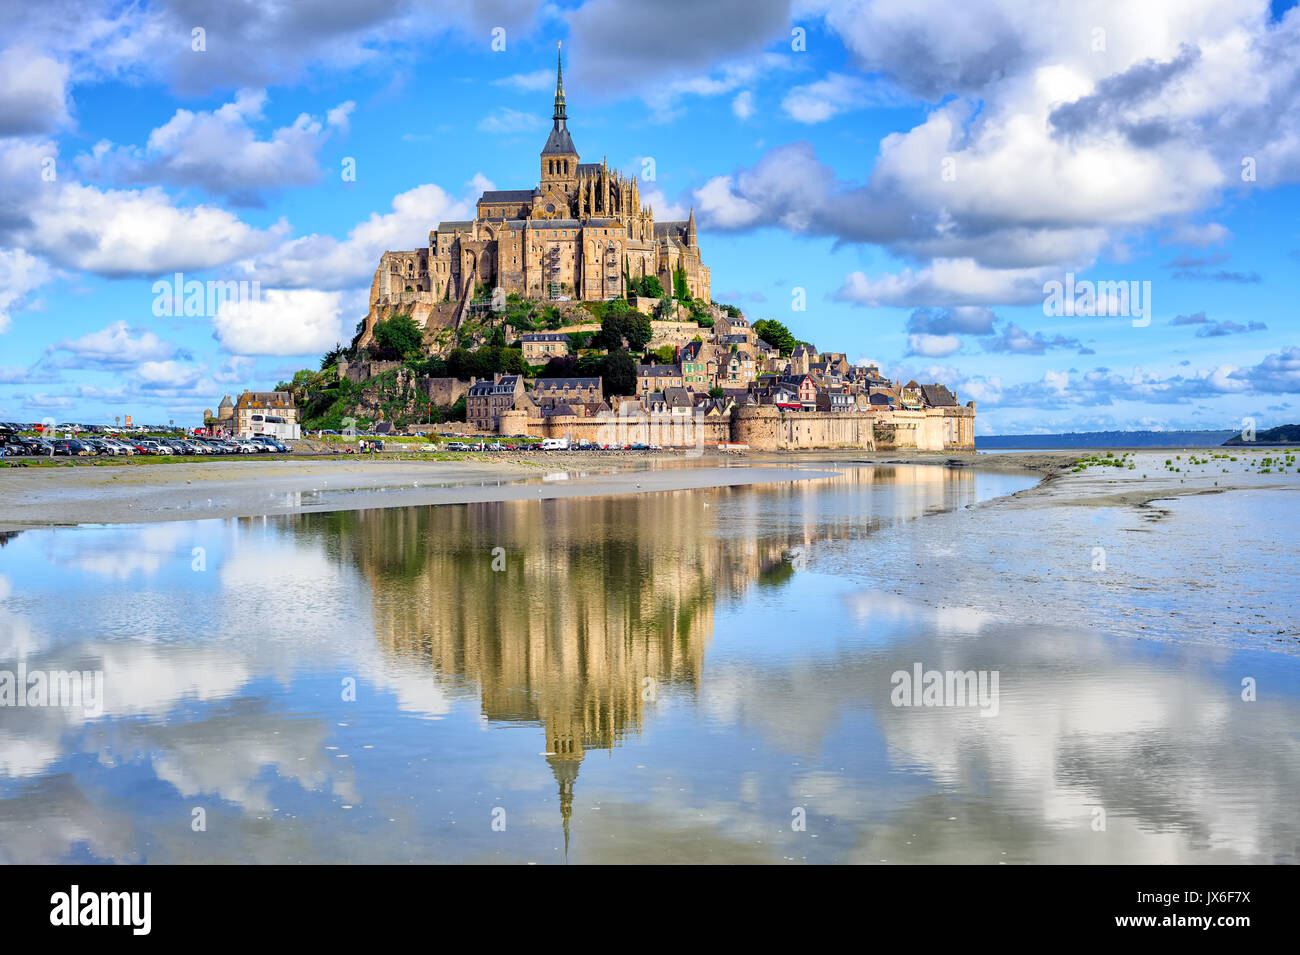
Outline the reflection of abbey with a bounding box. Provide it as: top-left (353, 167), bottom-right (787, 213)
top-left (339, 466), bottom-right (979, 856)
top-left (366, 47), bottom-right (708, 327)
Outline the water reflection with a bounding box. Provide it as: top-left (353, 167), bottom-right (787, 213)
top-left (0, 464), bottom-right (1296, 863)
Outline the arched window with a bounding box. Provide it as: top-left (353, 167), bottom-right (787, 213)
top-left (563, 160), bottom-right (569, 174)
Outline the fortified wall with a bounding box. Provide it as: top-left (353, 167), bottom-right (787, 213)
top-left (498, 403), bottom-right (976, 451)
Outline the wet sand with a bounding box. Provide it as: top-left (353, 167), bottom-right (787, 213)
top-left (2, 447), bottom-right (1290, 530)
top-left (0, 453), bottom-right (848, 528)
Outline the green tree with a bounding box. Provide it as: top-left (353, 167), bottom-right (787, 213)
top-left (637, 274), bottom-right (665, 298)
top-left (753, 319), bottom-right (797, 356)
top-left (673, 263), bottom-right (691, 301)
top-left (601, 350), bottom-right (637, 398)
top-left (623, 312), bottom-right (653, 351)
top-left (372, 314), bottom-right (424, 360)
top-left (708, 386), bottom-right (725, 398)
top-left (320, 343), bottom-right (346, 370)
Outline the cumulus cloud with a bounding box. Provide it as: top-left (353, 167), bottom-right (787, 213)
top-left (15, 182), bottom-right (285, 278)
top-left (4, 0), bottom-right (548, 96)
top-left (781, 73), bottom-right (910, 123)
top-left (213, 289), bottom-right (345, 356)
top-left (50, 321), bottom-right (187, 367)
top-left (244, 178), bottom-right (484, 290)
top-left (492, 69), bottom-right (554, 92)
top-left (732, 90), bottom-right (755, 120)
top-left (690, 2), bottom-right (1300, 308)
top-left (77, 89), bottom-right (352, 203)
top-left (0, 48), bottom-right (71, 135)
top-left (1170, 312), bottom-right (1268, 337)
top-left (982, 322), bottom-right (1087, 355)
top-left (1165, 222), bottom-right (1231, 246)
top-left (906, 333), bottom-right (962, 357)
top-left (835, 260), bottom-right (1053, 307)
top-left (949, 346), bottom-right (1300, 410)
top-left (566, 0), bottom-right (792, 93)
top-left (906, 306), bottom-right (997, 336)
top-left (0, 249), bottom-right (53, 334)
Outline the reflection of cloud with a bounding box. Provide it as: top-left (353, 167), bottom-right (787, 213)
top-left (57, 522), bottom-right (192, 579)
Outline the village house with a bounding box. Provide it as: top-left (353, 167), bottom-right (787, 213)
top-left (921, 383), bottom-right (959, 408)
top-left (520, 333), bottom-right (571, 363)
top-left (723, 349), bottom-right (757, 387)
top-left (816, 389), bottom-right (855, 413)
top-left (231, 391), bottom-right (300, 439)
top-left (531, 377), bottom-right (603, 406)
top-left (467, 374), bottom-right (525, 431)
top-left (679, 340), bottom-right (713, 391)
top-left (636, 364), bottom-right (684, 394)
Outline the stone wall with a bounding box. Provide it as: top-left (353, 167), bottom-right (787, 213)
top-left (338, 359), bottom-right (403, 384)
top-left (731, 406), bottom-right (877, 451)
top-left (499, 397), bottom-right (976, 451)
top-left (418, 377), bottom-right (471, 407)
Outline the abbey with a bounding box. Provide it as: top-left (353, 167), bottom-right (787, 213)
top-left (368, 47), bottom-right (709, 319)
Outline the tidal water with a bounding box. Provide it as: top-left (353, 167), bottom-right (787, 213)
top-left (1, 463), bottom-right (1296, 864)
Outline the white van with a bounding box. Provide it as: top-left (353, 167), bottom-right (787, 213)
top-left (539, 437), bottom-right (569, 450)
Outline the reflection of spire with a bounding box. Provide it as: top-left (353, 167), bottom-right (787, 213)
top-left (547, 752), bottom-right (581, 862)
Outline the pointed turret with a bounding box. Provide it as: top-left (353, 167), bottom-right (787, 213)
top-left (687, 207), bottom-right (698, 249)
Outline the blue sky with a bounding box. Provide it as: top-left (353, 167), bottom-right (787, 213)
top-left (0, 0), bottom-right (1298, 434)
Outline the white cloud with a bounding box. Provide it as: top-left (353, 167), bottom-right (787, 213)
top-left (640, 188), bottom-right (689, 222)
top-left (0, 47), bottom-right (70, 135)
top-left (781, 73), bottom-right (908, 123)
top-left (0, 249), bottom-right (53, 333)
top-left (213, 289), bottom-right (345, 356)
top-left (52, 321), bottom-right (181, 365)
top-left (492, 69), bottom-right (554, 92)
top-left (136, 359), bottom-right (201, 388)
top-left (245, 179), bottom-right (484, 290)
top-left (78, 89), bottom-right (349, 200)
top-left (836, 259), bottom-right (1054, 307)
top-left (477, 107), bottom-right (546, 134)
top-left (1165, 222), bottom-right (1231, 246)
top-left (907, 333), bottom-right (962, 357)
top-left (21, 183), bottom-right (285, 278)
top-left (732, 90), bottom-right (755, 120)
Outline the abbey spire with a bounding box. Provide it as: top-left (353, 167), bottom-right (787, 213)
top-left (553, 41), bottom-right (566, 122)
top-left (541, 41), bottom-right (578, 162)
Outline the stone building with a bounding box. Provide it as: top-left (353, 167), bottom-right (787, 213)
top-left (520, 333), bottom-right (571, 364)
top-left (232, 391), bottom-right (299, 439)
top-left (532, 376), bottom-right (603, 406)
top-left (467, 374), bottom-right (524, 432)
top-left (363, 45), bottom-right (710, 346)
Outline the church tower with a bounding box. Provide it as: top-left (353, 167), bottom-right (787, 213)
top-left (540, 42), bottom-right (579, 201)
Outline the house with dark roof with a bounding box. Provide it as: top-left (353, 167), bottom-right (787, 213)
top-left (920, 383), bottom-right (958, 408)
top-left (520, 333), bottom-right (571, 363)
top-left (532, 376), bottom-right (603, 404)
top-left (467, 374), bottom-right (524, 431)
top-left (636, 363), bottom-right (683, 394)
